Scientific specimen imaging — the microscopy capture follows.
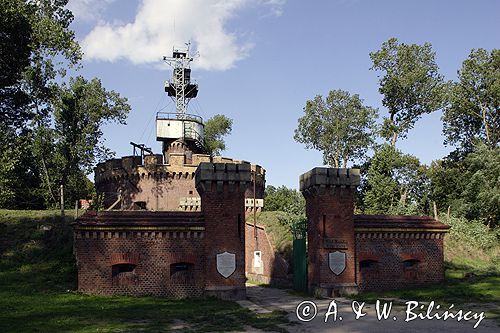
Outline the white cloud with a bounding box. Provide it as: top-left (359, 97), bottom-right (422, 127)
top-left (259, 0), bottom-right (286, 17)
top-left (67, 0), bottom-right (118, 23)
top-left (81, 0), bottom-right (285, 71)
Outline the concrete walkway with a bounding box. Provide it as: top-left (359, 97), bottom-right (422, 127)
top-left (243, 285), bottom-right (499, 332)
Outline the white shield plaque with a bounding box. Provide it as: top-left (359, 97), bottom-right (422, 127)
top-left (329, 251), bottom-right (346, 275)
top-left (216, 252), bottom-right (236, 278)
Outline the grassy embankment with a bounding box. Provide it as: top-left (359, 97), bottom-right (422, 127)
top-left (0, 210), bottom-right (288, 333)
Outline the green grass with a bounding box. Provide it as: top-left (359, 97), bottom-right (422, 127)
top-left (0, 210), bottom-right (289, 332)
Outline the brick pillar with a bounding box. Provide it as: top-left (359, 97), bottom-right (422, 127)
top-left (195, 162), bottom-right (251, 300)
top-left (299, 168), bottom-right (360, 296)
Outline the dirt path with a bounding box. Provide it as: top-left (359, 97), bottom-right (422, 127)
top-left (245, 285), bottom-right (499, 332)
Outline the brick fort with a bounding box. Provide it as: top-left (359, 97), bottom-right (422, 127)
top-left (73, 46), bottom-right (449, 299)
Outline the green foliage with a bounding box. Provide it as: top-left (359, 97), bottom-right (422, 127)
top-left (0, 0), bottom-right (90, 210)
top-left (0, 0), bottom-right (33, 128)
top-left (362, 144), bottom-right (430, 215)
top-left (429, 144), bottom-right (499, 226)
top-left (0, 128), bottom-right (44, 209)
top-left (370, 38), bottom-right (447, 145)
top-left (0, 0), bottom-right (81, 131)
top-left (264, 186), bottom-right (304, 215)
top-left (427, 158), bottom-right (467, 216)
top-left (203, 114), bottom-right (233, 156)
top-left (442, 215), bottom-right (499, 250)
top-left (30, 76), bottom-right (130, 207)
top-left (294, 89), bottom-right (378, 167)
top-left (247, 211), bottom-right (294, 259)
top-left (443, 48), bottom-right (499, 152)
top-left (460, 145), bottom-right (499, 226)
top-left (54, 76), bottom-right (130, 174)
top-left (263, 185), bottom-right (306, 244)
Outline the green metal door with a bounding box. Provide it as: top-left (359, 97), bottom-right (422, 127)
top-left (293, 238), bottom-right (307, 292)
top-left (292, 219), bottom-right (307, 292)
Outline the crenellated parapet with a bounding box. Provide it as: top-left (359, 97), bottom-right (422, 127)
top-left (300, 167), bottom-right (360, 197)
top-left (94, 153), bottom-right (265, 212)
top-left (95, 154), bottom-right (265, 186)
top-left (195, 162), bottom-right (252, 193)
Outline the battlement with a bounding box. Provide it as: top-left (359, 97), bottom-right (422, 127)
top-left (299, 167), bottom-right (360, 192)
top-left (95, 154), bottom-right (265, 185)
top-left (195, 163), bottom-right (252, 193)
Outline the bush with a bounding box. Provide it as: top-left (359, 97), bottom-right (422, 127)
top-left (442, 215), bottom-right (499, 250)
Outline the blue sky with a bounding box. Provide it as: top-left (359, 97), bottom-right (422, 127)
top-left (67, 0), bottom-right (500, 189)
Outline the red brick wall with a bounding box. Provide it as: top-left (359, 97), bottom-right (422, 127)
top-left (300, 168), bottom-right (448, 295)
top-left (74, 229), bottom-right (206, 298)
top-left (356, 233), bottom-right (445, 291)
top-left (195, 163), bottom-right (251, 300)
top-left (95, 158), bottom-right (264, 213)
top-left (305, 188), bottom-right (357, 295)
top-left (96, 174), bottom-right (198, 211)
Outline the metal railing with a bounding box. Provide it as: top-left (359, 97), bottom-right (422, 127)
top-left (156, 112), bottom-right (203, 124)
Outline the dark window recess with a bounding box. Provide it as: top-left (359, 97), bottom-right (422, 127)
top-left (112, 264), bottom-right (136, 278)
top-left (188, 190), bottom-right (193, 195)
top-left (171, 263), bottom-right (191, 274)
top-left (360, 260), bottom-right (378, 269)
top-left (403, 259), bottom-right (420, 269)
top-left (133, 201), bottom-right (147, 210)
top-left (170, 262), bottom-right (194, 283)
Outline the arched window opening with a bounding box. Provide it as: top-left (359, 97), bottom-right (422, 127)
top-left (403, 259), bottom-right (420, 269)
top-left (112, 263), bottom-right (136, 277)
top-left (112, 263), bottom-right (137, 286)
top-left (360, 259), bottom-right (379, 269)
top-left (170, 262), bottom-right (194, 284)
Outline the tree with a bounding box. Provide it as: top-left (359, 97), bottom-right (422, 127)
top-left (0, 127), bottom-right (44, 209)
top-left (0, 0), bottom-right (81, 131)
top-left (429, 144), bottom-right (499, 227)
top-left (427, 158), bottom-right (467, 216)
top-left (442, 48), bottom-right (499, 153)
top-left (51, 76), bottom-right (130, 203)
top-left (0, 0), bottom-right (81, 209)
top-left (264, 185), bottom-right (306, 232)
top-left (264, 185), bottom-right (305, 215)
top-left (460, 144), bottom-right (499, 227)
top-left (294, 89), bottom-right (378, 168)
top-left (362, 144), bottom-right (429, 215)
top-left (203, 114), bottom-right (233, 156)
top-left (370, 38), bottom-right (446, 146)
top-left (0, 0), bottom-right (32, 128)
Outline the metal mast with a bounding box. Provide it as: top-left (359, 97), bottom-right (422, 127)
top-left (163, 42), bottom-right (198, 117)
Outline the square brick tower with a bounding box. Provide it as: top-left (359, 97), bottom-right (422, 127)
top-left (195, 162), bottom-right (251, 300)
top-left (300, 168), bottom-right (360, 296)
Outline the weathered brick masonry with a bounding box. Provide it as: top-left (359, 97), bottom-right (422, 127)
top-left (195, 162), bottom-right (250, 299)
top-left (75, 162), bottom-right (449, 299)
top-left (355, 215), bottom-right (448, 291)
top-left (300, 167), bottom-right (449, 296)
top-left (73, 211), bottom-right (206, 298)
top-left (300, 168), bottom-right (359, 296)
top-left (94, 141), bottom-right (265, 212)
top-left (74, 162), bottom-right (252, 300)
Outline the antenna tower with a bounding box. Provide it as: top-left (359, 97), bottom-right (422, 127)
top-left (157, 42), bottom-right (204, 154)
top-left (163, 42), bottom-right (198, 116)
